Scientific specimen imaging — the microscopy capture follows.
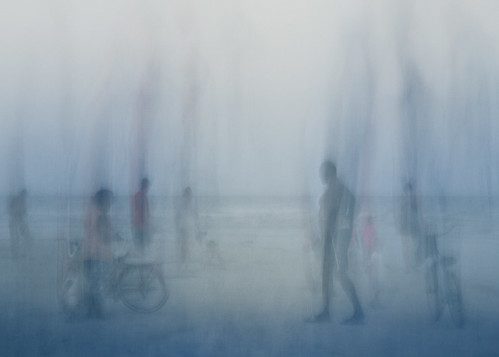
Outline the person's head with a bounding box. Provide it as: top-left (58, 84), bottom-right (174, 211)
top-left (320, 160), bottom-right (337, 185)
top-left (93, 188), bottom-right (113, 212)
top-left (140, 177), bottom-right (150, 192)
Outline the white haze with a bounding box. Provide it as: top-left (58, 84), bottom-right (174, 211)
top-left (0, 0), bottom-right (499, 196)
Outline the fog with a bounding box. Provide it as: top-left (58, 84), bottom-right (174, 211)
top-left (1, 0), bottom-right (498, 196)
top-left (2, 1), bottom-right (499, 356)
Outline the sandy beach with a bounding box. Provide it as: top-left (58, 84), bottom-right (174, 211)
top-left (1, 197), bottom-right (498, 356)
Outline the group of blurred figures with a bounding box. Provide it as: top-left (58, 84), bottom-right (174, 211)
top-left (79, 180), bottom-right (202, 318)
top-left (7, 180), bottom-right (203, 319)
top-left (8, 161), bottom-right (431, 323)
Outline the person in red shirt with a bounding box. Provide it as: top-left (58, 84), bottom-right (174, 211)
top-left (132, 178), bottom-right (150, 253)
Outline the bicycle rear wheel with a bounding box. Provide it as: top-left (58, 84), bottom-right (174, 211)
top-left (445, 272), bottom-right (465, 328)
top-left (118, 265), bottom-right (168, 313)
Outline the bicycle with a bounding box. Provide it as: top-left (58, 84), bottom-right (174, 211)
top-left (58, 236), bottom-right (168, 319)
top-left (424, 227), bottom-right (465, 328)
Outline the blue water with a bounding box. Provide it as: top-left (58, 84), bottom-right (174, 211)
top-left (2, 195), bottom-right (497, 240)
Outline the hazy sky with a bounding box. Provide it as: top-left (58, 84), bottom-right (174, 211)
top-left (1, 0), bottom-right (499, 196)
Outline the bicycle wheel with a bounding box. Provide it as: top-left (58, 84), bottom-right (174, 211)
top-left (425, 260), bottom-right (442, 322)
top-left (445, 272), bottom-right (465, 328)
top-left (118, 265), bottom-right (168, 313)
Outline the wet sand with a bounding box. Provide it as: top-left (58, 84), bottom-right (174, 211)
top-left (1, 228), bottom-right (498, 357)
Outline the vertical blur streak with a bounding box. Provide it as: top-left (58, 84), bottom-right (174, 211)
top-left (357, 53), bottom-right (375, 213)
top-left (51, 0), bottom-right (73, 237)
top-left (400, 63), bottom-right (422, 187)
top-left (89, 75), bottom-right (113, 192)
top-left (326, 25), bottom-right (373, 197)
top-left (131, 64), bottom-right (155, 191)
top-left (178, 0), bottom-right (199, 189)
top-left (9, 110), bottom-right (25, 194)
top-left (225, 2), bottom-right (244, 196)
top-left (129, 1), bottom-right (159, 193)
top-left (2, 1), bottom-right (499, 197)
top-left (132, 85), bottom-right (147, 190)
top-left (355, 33), bottom-right (375, 201)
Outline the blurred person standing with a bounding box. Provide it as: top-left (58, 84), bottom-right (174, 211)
top-left (83, 188), bottom-right (114, 318)
top-left (131, 178), bottom-right (151, 254)
top-left (399, 182), bottom-right (422, 271)
top-left (8, 189), bottom-right (31, 258)
top-left (310, 161), bottom-right (364, 324)
top-left (175, 186), bottom-right (201, 267)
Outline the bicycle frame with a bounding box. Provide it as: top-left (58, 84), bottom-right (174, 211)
top-left (58, 238), bottom-right (168, 318)
top-left (424, 232), bottom-right (465, 328)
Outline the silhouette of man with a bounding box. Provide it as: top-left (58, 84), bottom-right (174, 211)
top-left (312, 161), bottom-right (364, 324)
top-left (175, 186), bottom-right (200, 266)
top-left (8, 189), bottom-right (31, 257)
top-left (83, 188), bottom-right (114, 318)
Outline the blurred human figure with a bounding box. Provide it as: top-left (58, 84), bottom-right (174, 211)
top-left (399, 182), bottom-right (422, 271)
top-left (175, 187), bottom-right (200, 267)
top-left (360, 214), bottom-right (381, 307)
top-left (8, 189), bottom-right (31, 258)
top-left (83, 188), bottom-right (114, 318)
top-left (205, 239), bottom-right (223, 267)
top-left (131, 178), bottom-right (151, 254)
top-left (311, 161), bottom-right (364, 324)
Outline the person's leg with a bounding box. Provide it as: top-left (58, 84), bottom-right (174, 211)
top-left (83, 259), bottom-right (94, 316)
top-left (413, 231), bottom-right (423, 266)
top-left (402, 233), bottom-right (414, 272)
top-left (19, 219), bottom-right (31, 255)
top-left (368, 252), bottom-right (381, 306)
top-left (176, 227), bottom-right (189, 265)
top-left (134, 229), bottom-right (146, 254)
top-left (93, 261), bottom-right (104, 317)
top-left (306, 233), bottom-right (334, 323)
top-left (143, 228), bottom-right (151, 249)
top-left (314, 236), bottom-right (333, 320)
top-left (84, 259), bottom-right (103, 318)
top-left (10, 220), bottom-right (19, 257)
top-left (338, 269), bottom-right (363, 318)
top-left (336, 229), bottom-right (364, 323)
top-left (181, 237), bottom-right (188, 264)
